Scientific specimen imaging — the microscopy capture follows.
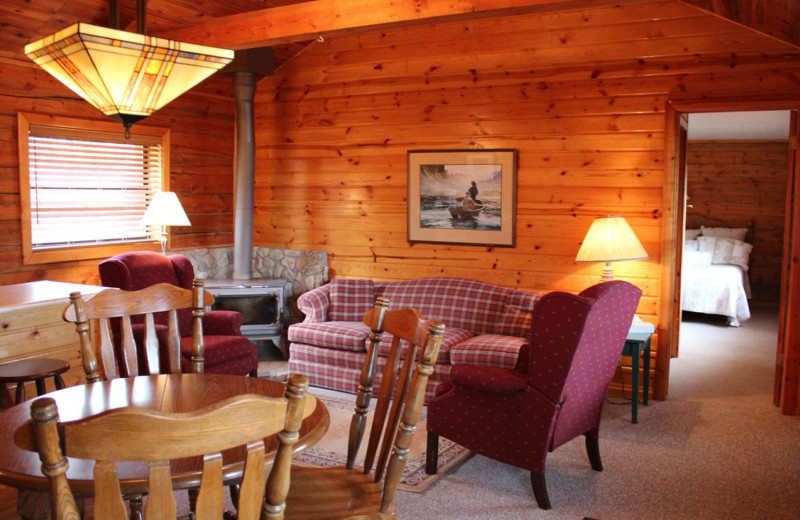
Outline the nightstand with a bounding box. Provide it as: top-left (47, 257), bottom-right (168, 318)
top-left (622, 332), bottom-right (652, 424)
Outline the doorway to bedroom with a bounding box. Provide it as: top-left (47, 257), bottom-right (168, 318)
top-left (676, 109), bottom-right (792, 409)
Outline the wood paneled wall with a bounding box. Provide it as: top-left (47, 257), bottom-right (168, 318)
top-left (686, 140), bottom-right (789, 306)
top-left (0, 59), bottom-right (236, 286)
top-left (253, 1), bottom-right (800, 397)
top-left (254, 0), bottom-right (798, 308)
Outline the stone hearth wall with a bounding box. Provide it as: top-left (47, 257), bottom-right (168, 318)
top-left (177, 247), bottom-right (329, 325)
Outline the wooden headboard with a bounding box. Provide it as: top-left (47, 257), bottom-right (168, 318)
top-left (685, 215), bottom-right (754, 243)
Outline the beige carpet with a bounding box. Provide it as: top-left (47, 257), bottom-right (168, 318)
top-left (295, 387), bottom-right (472, 492)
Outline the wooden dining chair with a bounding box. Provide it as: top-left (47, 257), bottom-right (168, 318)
top-left (63, 279), bottom-right (218, 515)
top-left (63, 279), bottom-right (213, 383)
top-left (30, 373), bottom-right (309, 520)
top-left (284, 297), bottom-right (445, 519)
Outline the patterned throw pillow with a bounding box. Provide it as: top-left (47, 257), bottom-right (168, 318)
top-left (697, 236), bottom-right (753, 270)
top-left (329, 278), bottom-right (376, 321)
top-left (700, 225), bottom-right (748, 241)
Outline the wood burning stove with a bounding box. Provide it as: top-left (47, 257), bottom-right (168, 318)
top-left (204, 278), bottom-right (286, 358)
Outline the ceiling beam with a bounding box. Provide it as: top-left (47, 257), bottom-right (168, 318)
top-left (158, 0), bottom-right (645, 50)
top-left (679, 0), bottom-right (799, 48)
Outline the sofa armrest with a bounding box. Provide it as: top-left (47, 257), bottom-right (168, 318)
top-left (449, 363), bottom-right (528, 397)
top-left (203, 310), bottom-right (244, 335)
top-left (297, 284), bottom-right (332, 323)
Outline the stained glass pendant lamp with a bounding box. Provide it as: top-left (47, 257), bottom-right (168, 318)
top-left (24, 1), bottom-right (233, 137)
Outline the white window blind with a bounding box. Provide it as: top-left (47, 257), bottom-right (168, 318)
top-left (26, 125), bottom-right (163, 249)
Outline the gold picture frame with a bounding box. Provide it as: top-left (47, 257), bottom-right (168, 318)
top-left (407, 149), bottom-right (517, 247)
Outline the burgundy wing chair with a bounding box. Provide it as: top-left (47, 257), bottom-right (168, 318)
top-left (98, 251), bottom-right (259, 377)
top-left (425, 280), bottom-right (642, 509)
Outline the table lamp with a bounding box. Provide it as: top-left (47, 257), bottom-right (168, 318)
top-left (575, 215), bottom-right (648, 281)
top-left (140, 192), bottom-right (191, 255)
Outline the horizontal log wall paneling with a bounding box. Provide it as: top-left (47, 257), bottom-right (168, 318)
top-left (0, 59), bottom-right (236, 285)
top-left (686, 140), bottom-right (789, 306)
top-left (254, 1), bottom-right (800, 400)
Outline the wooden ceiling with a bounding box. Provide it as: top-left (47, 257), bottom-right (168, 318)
top-left (0, 0), bottom-right (314, 67)
top-left (2, 0), bottom-right (797, 69)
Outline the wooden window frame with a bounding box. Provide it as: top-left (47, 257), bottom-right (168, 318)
top-left (18, 112), bottom-right (170, 265)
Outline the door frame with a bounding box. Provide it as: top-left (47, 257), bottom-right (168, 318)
top-left (662, 100), bottom-right (800, 414)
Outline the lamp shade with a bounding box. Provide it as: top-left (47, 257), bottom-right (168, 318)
top-left (25, 23), bottom-right (233, 134)
top-left (141, 192), bottom-right (191, 227)
top-left (575, 216), bottom-right (648, 264)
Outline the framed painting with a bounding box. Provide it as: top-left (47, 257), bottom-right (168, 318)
top-left (407, 149), bottom-right (517, 247)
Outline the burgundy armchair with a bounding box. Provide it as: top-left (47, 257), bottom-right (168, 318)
top-left (98, 251), bottom-right (259, 376)
top-left (425, 281), bottom-right (642, 509)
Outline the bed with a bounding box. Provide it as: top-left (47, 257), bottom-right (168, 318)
top-left (681, 219), bottom-right (753, 326)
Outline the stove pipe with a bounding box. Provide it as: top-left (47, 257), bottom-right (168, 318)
top-left (232, 70), bottom-right (256, 280)
top-left (227, 48), bottom-right (273, 280)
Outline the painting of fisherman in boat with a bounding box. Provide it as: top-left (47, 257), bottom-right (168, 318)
top-left (408, 149), bottom-right (517, 247)
top-left (418, 164), bottom-right (501, 230)
top-left (449, 181), bottom-right (486, 220)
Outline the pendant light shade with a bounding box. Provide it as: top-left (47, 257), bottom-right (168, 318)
top-left (25, 23), bottom-right (233, 135)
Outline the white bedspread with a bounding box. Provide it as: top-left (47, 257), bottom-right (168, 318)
top-left (681, 264), bottom-right (751, 326)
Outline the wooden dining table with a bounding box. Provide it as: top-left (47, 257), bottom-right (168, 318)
top-left (0, 373), bottom-right (330, 520)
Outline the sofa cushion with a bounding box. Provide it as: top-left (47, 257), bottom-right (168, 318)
top-left (376, 327), bottom-right (473, 365)
top-left (289, 342), bottom-right (367, 371)
top-left (178, 335), bottom-right (258, 375)
top-left (376, 277), bottom-right (508, 335)
top-left (329, 278), bottom-right (375, 321)
top-left (491, 289), bottom-right (539, 337)
top-left (494, 305), bottom-right (533, 338)
top-left (449, 334), bottom-right (527, 370)
top-left (289, 344), bottom-right (367, 396)
top-left (290, 343), bottom-right (450, 404)
top-left (287, 321), bottom-right (371, 352)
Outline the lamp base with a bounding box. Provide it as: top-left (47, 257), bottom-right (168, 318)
top-left (160, 227), bottom-right (168, 256)
top-left (601, 262), bottom-right (614, 282)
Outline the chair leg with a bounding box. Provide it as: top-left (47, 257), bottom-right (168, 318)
top-left (129, 493), bottom-right (144, 520)
top-left (530, 472), bottom-right (551, 510)
top-left (585, 436), bottom-right (603, 471)
top-left (225, 483), bottom-right (240, 518)
top-left (425, 431), bottom-right (439, 474)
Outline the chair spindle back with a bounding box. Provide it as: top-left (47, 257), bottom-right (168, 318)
top-left (63, 280), bottom-right (213, 382)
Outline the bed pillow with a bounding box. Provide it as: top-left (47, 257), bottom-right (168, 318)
top-left (700, 225), bottom-right (748, 242)
top-left (684, 239), bottom-right (699, 251)
top-left (697, 236), bottom-right (753, 270)
top-left (685, 229), bottom-right (701, 240)
top-left (683, 250), bottom-right (712, 266)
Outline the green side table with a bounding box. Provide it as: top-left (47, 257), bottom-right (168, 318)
top-left (622, 332), bottom-right (652, 424)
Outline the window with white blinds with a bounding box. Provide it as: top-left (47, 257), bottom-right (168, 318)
top-left (18, 113), bottom-right (170, 264)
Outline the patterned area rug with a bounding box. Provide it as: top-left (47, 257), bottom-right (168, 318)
top-left (295, 387), bottom-right (472, 492)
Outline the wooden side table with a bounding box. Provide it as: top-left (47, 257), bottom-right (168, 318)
top-left (0, 358), bottom-right (69, 410)
top-left (622, 332), bottom-right (652, 424)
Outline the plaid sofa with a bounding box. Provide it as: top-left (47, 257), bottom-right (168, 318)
top-left (287, 277), bottom-right (541, 402)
